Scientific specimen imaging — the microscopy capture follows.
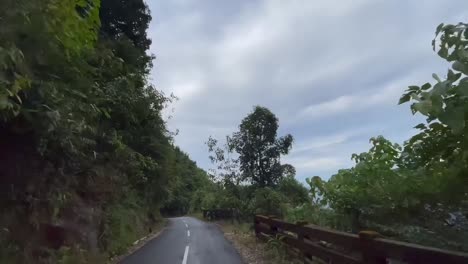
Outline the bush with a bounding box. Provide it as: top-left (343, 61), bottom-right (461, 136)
top-left (101, 193), bottom-right (146, 256)
top-left (248, 188), bottom-right (288, 217)
top-left (285, 204), bottom-right (354, 231)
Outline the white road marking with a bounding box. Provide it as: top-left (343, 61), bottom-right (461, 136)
top-left (185, 223), bottom-right (188, 228)
top-left (182, 245), bottom-right (189, 264)
top-left (187, 230), bottom-right (190, 237)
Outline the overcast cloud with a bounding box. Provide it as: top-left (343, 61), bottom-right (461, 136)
top-left (146, 0), bottom-right (467, 182)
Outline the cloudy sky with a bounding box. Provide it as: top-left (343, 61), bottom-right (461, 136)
top-left (146, 0), bottom-right (467, 183)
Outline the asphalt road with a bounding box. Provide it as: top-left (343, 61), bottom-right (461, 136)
top-left (120, 216), bottom-right (244, 264)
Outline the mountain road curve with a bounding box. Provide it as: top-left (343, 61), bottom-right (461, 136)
top-left (120, 216), bottom-right (244, 264)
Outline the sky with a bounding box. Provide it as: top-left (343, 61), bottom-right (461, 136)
top-left (145, 0), bottom-right (467, 183)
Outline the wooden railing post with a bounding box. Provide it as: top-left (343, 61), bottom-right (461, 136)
top-left (298, 232), bottom-right (310, 263)
top-left (295, 221), bottom-right (309, 263)
top-left (269, 216), bottom-right (279, 237)
top-left (254, 216), bottom-right (260, 238)
top-left (359, 231), bottom-right (386, 264)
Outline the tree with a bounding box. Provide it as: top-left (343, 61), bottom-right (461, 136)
top-left (99, 0), bottom-right (152, 51)
top-left (230, 106), bottom-right (294, 187)
top-left (317, 137), bottom-right (410, 232)
top-left (399, 22), bottom-right (468, 203)
top-left (277, 176), bottom-right (309, 206)
top-left (206, 106), bottom-right (297, 218)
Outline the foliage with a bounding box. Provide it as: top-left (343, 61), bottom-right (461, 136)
top-left (161, 147), bottom-right (212, 216)
top-left (285, 204), bottom-right (353, 231)
top-left (48, 0), bottom-right (101, 54)
top-left (298, 22), bottom-right (468, 251)
top-left (208, 106), bottom-right (295, 187)
top-left (231, 106), bottom-right (294, 187)
top-left (248, 187), bottom-right (288, 217)
top-left (0, 0), bottom-right (210, 261)
top-left (277, 176), bottom-right (309, 207)
top-left (265, 235), bottom-right (288, 262)
top-left (206, 106), bottom-right (306, 220)
top-left (327, 138), bottom-right (407, 220)
top-left (399, 22), bottom-right (468, 203)
top-left (100, 0), bottom-right (152, 51)
top-left (0, 0), bottom-right (100, 122)
top-left (102, 194), bottom-right (146, 256)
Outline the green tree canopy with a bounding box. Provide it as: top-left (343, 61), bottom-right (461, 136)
top-left (230, 106), bottom-right (294, 187)
top-left (99, 0), bottom-right (152, 51)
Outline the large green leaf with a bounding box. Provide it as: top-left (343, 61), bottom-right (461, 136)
top-left (398, 93), bottom-right (411, 105)
top-left (412, 100), bottom-right (432, 115)
top-left (439, 106), bottom-right (465, 134)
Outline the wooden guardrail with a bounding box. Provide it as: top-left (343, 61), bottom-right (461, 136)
top-left (254, 215), bottom-right (468, 264)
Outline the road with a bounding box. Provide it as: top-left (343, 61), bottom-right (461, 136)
top-left (120, 216), bottom-right (244, 264)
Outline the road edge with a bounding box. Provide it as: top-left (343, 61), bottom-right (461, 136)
top-left (109, 220), bottom-right (168, 264)
top-left (213, 221), bottom-right (251, 264)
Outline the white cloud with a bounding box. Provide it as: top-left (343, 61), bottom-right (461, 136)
top-left (284, 156), bottom-right (348, 172)
top-left (292, 128), bottom-right (368, 153)
top-left (297, 76), bottom-right (417, 121)
top-left (146, 0), bottom-right (468, 182)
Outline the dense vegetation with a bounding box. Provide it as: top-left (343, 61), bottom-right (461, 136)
top-left (1, 0), bottom-right (467, 261)
top-left (0, 0), bottom-right (209, 262)
top-left (205, 106), bottom-right (311, 217)
top-left (206, 23), bottom-right (468, 252)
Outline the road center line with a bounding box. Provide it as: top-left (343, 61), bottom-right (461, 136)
top-left (187, 230), bottom-right (190, 237)
top-left (182, 245), bottom-right (189, 264)
top-left (185, 223), bottom-right (188, 228)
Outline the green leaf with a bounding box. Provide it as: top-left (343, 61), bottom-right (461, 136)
top-left (452, 61), bottom-right (467, 74)
top-left (413, 100), bottom-right (432, 115)
top-left (438, 47), bottom-right (448, 58)
top-left (0, 96), bottom-right (8, 110)
top-left (458, 81), bottom-right (468, 96)
top-left (436, 23), bottom-right (444, 35)
top-left (431, 81), bottom-right (449, 96)
top-left (408, 85), bottom-right (420, 91)
top-left (102, 109), bottom-right (111, 118)
top-left (414, 123), bottom-right (426, 129)
top-left (410, 103), bottom-right (417, 114)
top-left (457, 48), bottom-right (468, 60)
top-left (430, 94), bottom-right (443, 114)
top-left (443, 24), bottom-right (456, 32)
top-left (421, 83), bottom-right (431, 90)
top-left (439, 107), bottom-right (465, 134)
top-left (398, 93), bottom-right (411, 105)
top-left (447, 70), bottom-right (457, 81)
top-left (432, 73), bottom-right (441, 82)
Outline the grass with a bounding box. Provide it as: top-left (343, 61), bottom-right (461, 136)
top-left (217, 221), bottom-right (303, 264)
top-left (108, 218), bottom-right (167, 264)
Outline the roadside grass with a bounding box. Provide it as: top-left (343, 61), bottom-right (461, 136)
top-left (188, 213), bottom-right (312, 263)
top-left (217, 220), bottom-right (303, 264)
top-left (108, 217), bottom-right (167, 263)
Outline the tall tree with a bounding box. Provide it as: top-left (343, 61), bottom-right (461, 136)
top-left (230, 106), bottom-right (293, 187)
top-left (99, 0), bottom-right (152, 51)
